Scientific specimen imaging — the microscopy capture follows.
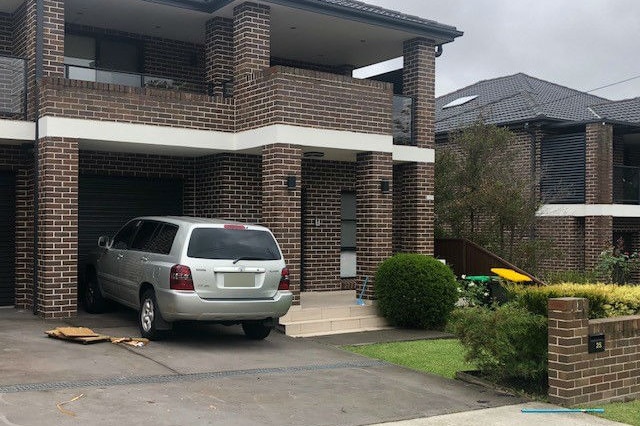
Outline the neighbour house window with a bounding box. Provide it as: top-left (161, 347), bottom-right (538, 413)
top-left (340, 192), bottom-right (357, 278)
top-left (540, 133), bottom-right (586, 203)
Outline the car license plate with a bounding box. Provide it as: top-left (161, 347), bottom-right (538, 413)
top-left (223, 272), bottom-right (255, 287)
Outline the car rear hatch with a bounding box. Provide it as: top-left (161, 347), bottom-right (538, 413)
top-left (185, 225), bottom-right (284, 300)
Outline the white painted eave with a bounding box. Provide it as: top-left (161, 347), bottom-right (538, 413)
top-left (537, 204), bottom-right (640, 218)
top-left (0, 120), bottom-right (36, 142)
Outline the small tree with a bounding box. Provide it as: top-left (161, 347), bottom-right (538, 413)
top-left (435, 121), bottom-right (544, 271)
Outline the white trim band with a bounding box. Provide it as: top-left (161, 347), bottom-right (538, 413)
top-left (537, 204), bottom-right (640, 218)
top-left (0, 120), bottom-right (35, 141)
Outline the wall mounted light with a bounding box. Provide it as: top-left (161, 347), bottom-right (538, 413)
top-left (286, 176), bottom-right (297, 189)
top-left (380, 180), bottom-right (390, 193)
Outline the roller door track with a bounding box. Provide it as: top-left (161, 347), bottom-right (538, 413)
top-left (78, 175), bottom-right (183, 274)
top-left (0, 172), bottom-right (15, 306)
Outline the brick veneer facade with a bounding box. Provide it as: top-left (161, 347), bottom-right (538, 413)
top-left (393, 162), bottom-right (433, 254)
top-left (548, 297), bottom-right (640, 405)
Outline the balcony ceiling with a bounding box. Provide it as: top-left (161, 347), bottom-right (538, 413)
top-left (64, 0), bottom-right (438, 68)
top-left (1, 0), bottom-right (24, 14)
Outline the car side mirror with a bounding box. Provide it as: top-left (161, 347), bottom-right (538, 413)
top-left (97, 236), bottom-right (112, 249)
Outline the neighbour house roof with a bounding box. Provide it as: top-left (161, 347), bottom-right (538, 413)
top-left (435, 73), bottom-right (625, 134)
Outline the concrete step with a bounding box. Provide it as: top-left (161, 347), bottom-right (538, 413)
top-left (279, 303), bottom-right (379, 323)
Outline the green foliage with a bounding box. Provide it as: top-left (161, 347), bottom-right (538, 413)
top-left (435, 121), bottom-right (546, 272)
top-left (541, 269), bottom-right (598, 284)
top-left (596, 237), bottom-right (640, 284)
top-left (448, 304), bottom-right (548, 383)
top-left (375, 254), bottom-right (458, 329)
top-left (457, 277), bottom-right (493, 307)
top-left (506, 283), bottom-right (640, 318)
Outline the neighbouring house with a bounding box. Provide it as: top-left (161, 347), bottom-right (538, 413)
top-left (435, 73), bottom-right (640, 278)
top-left (0, 0), bottom-right (462, 318)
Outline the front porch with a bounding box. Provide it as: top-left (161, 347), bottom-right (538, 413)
top-left (278, 290), bottom-right (391, 337)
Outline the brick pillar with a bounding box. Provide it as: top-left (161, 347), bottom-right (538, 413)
top-left (393, 162), bottom-right (433, 254)
top-left (356, 152), bottom-right (393, 300)
top-left (262, 144), bottom-right (301, 305)
top-left (585, 216), bottom-right (613, 272)
top-left (42, 0), bottom-right (65, 77)
top-left (585, 123), bottom-right (613, 204)
top-left (403, 37), bottom-right (436, 149)
top-left (233, 2), bottom-right (270, 79)
top-left (548, 297), bottom-right (590, 406)
top-left (37, 137), bottom-right (78, 318)
top-left (14, 146), bottom-right (34, 309)
top-left (205, 17), bottom-right (234, 97)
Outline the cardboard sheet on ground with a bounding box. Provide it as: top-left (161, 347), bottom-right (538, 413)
top-left (46, 327), bottom-right (149, 346)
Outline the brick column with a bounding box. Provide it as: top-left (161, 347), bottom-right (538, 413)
top-left (548, 297), bottom-right (590, 406)
top-left (37, 137), bottom-right (78, 318)
top-left (356, 152), bottom-right (393, 300)
top-left (393, 162), bottom-right (433, 255)
top-left (42, 0), bottom-right (65, 77)
top-left (585, 216), bottom-right (613, 272)
top-left (205, 17), bottom-right (234, 97)
top-left (234, 2), bottom-right (270, 79)
top-left (262, 144), bottom-right (301, 305)
top-left (14, 146), bottom-right (34, 309)
top-left (403, 38), bottom-right (436, 149)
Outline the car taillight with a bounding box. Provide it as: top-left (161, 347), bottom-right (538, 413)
top-left (170, 264), bottom-right (194, 291)
top-left (278, 267), bottom-right (290, 291)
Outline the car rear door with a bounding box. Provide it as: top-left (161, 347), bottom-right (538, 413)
top-left (185, 225), bottom-right (284, 300)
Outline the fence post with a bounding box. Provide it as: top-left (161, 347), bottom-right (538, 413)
top-left (548, 297), bottom-right (589, 405)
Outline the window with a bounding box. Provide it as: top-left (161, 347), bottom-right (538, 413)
top-left (187, 228), bottom-right (281, 260)
top-left (112, 220), bottom-right (141, 250)
top-left (64, 32), bottom-right (142, 73)
top-left (148, 224), bottom-right (179, 255)
top-left (341, 192), bottom-right (357, 278)
top-left (131, 221), bottom-right (161, 252)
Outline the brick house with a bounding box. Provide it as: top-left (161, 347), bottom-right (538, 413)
top-left (435, 73), bottom-right (640, 277)
top-left (0, 0), bottom-right (462, 318)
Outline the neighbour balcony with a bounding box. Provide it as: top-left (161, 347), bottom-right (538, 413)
top-left (614, 165), bottom-right (640, 204)
top-left (0, 55), bottom-right (27, 120)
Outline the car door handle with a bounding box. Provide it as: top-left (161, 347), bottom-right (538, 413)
top-left (140, 256), bottom-right (149, 262)
top-left (117, 253), bottom-right (124, 260)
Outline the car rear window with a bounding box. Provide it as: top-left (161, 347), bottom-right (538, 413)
top-left (187, 228), bottom-right (281, 260)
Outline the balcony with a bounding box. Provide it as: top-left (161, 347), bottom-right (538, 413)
top-left (614, 165), bottom-right (640, 204)
top-left (64, 64), bottom-right (207, 95)
top-left (393, 95), bottom-right (414, 145)
top-left (0, 55), bottom-right (27, 120)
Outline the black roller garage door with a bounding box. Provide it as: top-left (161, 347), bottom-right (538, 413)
top-left (0, 172), bottom-right (15, 306)
top-left (78, 175), bottom-right (183, 271)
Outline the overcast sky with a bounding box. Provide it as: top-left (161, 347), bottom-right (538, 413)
top-left (360, 0), bottom-right (640, 101)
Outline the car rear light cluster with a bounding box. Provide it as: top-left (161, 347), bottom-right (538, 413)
top-left (278, 267), bottom-right (290, 291)
top-left (170, 264), bottom-right (194, 291)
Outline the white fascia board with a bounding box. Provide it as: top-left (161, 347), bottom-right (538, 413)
top-left (0, 120), bottom-right (36, 141)
top-left (235, 124), bottom-right (392, 153)
top-left (38, 117), bottom-right (234, 150)
top-left (392, 145), bottom-right (435, 163)
top-left (537, 204), bottom-right (640, 218)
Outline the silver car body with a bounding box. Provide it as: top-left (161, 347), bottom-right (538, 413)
top-left (88, 216), bottom-right (293, 322)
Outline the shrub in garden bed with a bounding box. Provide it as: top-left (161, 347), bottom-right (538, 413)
top-left (375, 254), bottom-right (458, 329)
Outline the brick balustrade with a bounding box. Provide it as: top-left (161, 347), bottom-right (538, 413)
top-left (548, 297), bottom-right (640, 405)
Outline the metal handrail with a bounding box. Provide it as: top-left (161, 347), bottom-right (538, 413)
top-left (0, 55), bottom-right (27, 120)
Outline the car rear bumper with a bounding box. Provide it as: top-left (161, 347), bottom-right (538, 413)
top-left (155, 288), bottom-right (293, 322)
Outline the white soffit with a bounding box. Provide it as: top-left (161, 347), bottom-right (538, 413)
top-left (537, 204), bottom-right (640, 218)
top-left (393, 145), bottom-right (434, 163)
top-left (0, 120), bottom-right (35, 142)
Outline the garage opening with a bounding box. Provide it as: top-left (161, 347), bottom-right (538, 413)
top-left (0, 172), bottom-right (15, 306)
top-left (78, 175), bottom-right (183, 274)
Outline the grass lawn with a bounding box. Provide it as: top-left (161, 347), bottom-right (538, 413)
top-left (343, 338), bottom-right (474, 379)
top-left (595, 400), bottom-right (640, 425)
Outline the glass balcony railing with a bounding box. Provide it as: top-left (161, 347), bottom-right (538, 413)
top-left (64, 64), bottom-right (205, 94)
top-left (393, 95), bottom-right (414, 145)
top-left (614, 165), bottom-right (640, 204)
top-left (0, 55), bottom-right (27, 119)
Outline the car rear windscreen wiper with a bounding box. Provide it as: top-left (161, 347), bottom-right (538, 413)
top-left (232, 256), bottom-right (269, 264)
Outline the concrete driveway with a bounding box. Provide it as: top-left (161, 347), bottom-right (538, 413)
top-left (0, 307), bottom-right (607, 426)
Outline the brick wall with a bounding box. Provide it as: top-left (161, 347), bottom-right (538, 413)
top-left (42, 0), bottom-right (64, 78)
top-left (237, 66), bottom-right (393, 134)
top-left (586, 123), bottom-right (613, 204)
top-left (205, 17), bottom-right (234, 97)
top-left (403, 38), bottom-right (435, 149)
top-left (585, 216), bottom-right (612, 271)
top-left (67, 23), bottom-right (206, 93)
top-left (233, 2), bottom-right (270, 79)
top-left (393, 162), bottom-right (433, 254)
top-left (262, 144), bottom-right (302, 305)
top-left (356, 152), bottom-right (392, 299)
top-left (302, 159), bottom-right (355, 291)
top-left (536, 217), bottom-right (585, 272)
top-left (40, 77), bottom-right (234, 132)
top-left (0, 145), bottom-right (33, 309)
top-left (548, 297), bottom-right (640, 405)
top-left (37, 137), bottom-right (78, 318)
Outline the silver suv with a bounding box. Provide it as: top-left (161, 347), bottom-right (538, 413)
top-left (83, 217), bottom-right (293, 340)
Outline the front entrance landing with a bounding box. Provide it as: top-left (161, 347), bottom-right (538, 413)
top-left (278, 290), bottom-right (391, 337)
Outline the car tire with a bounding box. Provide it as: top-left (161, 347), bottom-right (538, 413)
top-left (242, 321), bottom-right (272, 340)
top-left (83, 271), bottom-right (107, 314)
top-left (139, 289), bottom-right (166, 341)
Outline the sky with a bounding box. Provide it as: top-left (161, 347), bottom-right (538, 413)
top-left (357, 0), bottom-right (640, 101)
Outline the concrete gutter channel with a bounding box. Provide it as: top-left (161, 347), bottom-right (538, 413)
top-left (0, 309), bottom-right (626, 426)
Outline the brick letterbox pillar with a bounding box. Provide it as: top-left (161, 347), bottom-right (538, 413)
top-left (548, 297), bottom-right (589, 405)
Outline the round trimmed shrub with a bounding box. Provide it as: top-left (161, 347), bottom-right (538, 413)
top-left (375, 254), bottom-right (458, 329)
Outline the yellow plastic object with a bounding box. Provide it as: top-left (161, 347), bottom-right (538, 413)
top-left (490, 268), bottom-right (533, 283)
